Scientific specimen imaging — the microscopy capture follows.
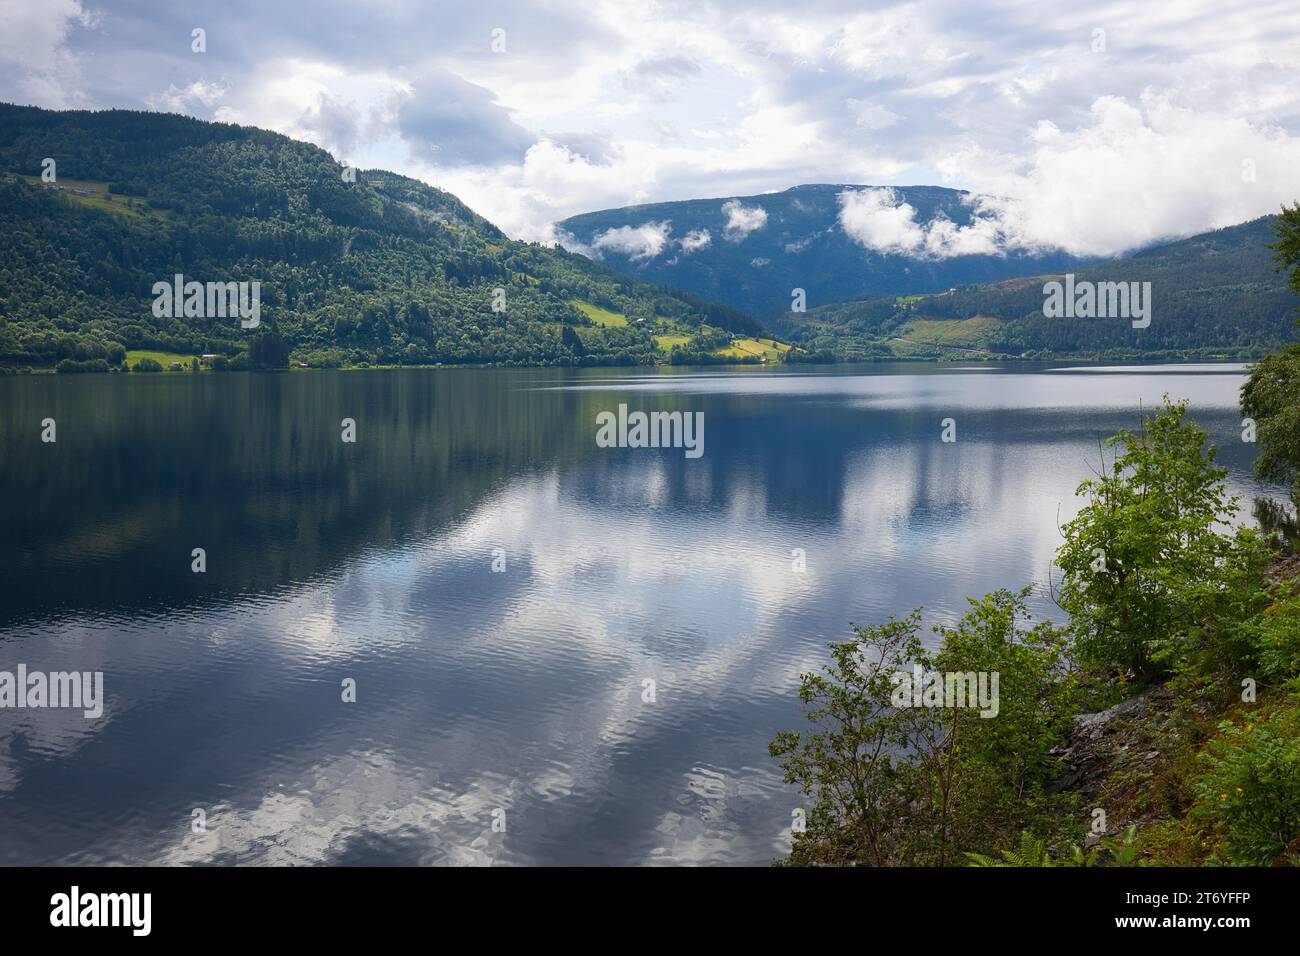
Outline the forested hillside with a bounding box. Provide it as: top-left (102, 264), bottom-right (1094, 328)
top-left (5, 104), bottom-right (1295, 370)
top-left (775, 217), bottom-right (1300, 361)
top-left (0, 104), bottom-right (765, 371)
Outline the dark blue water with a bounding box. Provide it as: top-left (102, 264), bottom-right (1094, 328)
top-left (0, 362), bottom-right (1276, 864)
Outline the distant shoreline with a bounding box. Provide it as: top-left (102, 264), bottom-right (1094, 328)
top-left (0, 355), bottom-right (1262, 376)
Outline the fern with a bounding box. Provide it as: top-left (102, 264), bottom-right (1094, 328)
top-left (964, 831), bottom-right (1055, 867)
top-left (965, 825), bottom-right (1145, 867)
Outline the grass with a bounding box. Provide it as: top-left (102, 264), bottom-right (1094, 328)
top-left (21, 175), bottom-right (152, 219)
top-left (126, 349), bottom-right (199, 370)
top-left (653, 333), bottom-right (691, 351)
top-left (896, 315), bottom-right (1002, 348)
top-left (570, 300), bottom-right (629, 327)
top-left (716, 337), bottom-right (792, 362)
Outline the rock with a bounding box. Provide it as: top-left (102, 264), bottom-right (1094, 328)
top-left (1071, 690), bottom-right (1154, 742)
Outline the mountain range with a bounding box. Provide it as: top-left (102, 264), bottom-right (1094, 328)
top-left (556, 183), bottom-right (1087, 317)
top-left (773, 215), bottom-right (1300, 361)
top-left (561, 185), bottom-right (1300, 360)
top-left (1, 103), bottom-right (1297, 370)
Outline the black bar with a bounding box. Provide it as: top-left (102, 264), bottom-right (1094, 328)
top-left (0, 865), bottom-right (1279, 941)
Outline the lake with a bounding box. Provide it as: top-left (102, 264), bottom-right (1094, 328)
top-left (0, 362), bottom-right (1277, 865)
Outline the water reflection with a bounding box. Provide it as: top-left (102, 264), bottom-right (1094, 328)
top-left (0, 363), bottom-right (1279, 864)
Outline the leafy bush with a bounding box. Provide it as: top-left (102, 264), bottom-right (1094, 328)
top-left (303, 349), bottom-right (347, 368)
top-left (1242, 582), bottom-right (1300, 683)
top-left (1240, 205), bottom-right (1300, 501)
top-left (770, 588), bottom-right (1076, 866)
top-left (1242, 343), bottom-right (1300, 502)
top-left (769, 610), bottom-right (922, 866)
top-left (55, 358), bottom-right (110, 373)
top-left (131, 357), bottom-right (162, 372)
top-left (772, 392), bottom-right (1296, 868)
top-left (1055, 397), bottom-right (1272, 680)
top-left (1191, 713), bottom-right (1300, 865)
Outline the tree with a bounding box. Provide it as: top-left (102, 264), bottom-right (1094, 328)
top-left (770, 589), bottom-right (1075, 866)
top-left (1240, 204), bottom-right (1300, 502)
top-left (1268, 201), bottom-right (1300, 297)
top-left (1054, 397), bottom-right (1269, 679)
top-left (247, 329), bottom-right (289, 369)
top-left (1242, 346), bottom-right (1300, 501)
top-left (769, 611), bottom-right (923, 866)
top-left (560, 324), bottom-right (585, 356)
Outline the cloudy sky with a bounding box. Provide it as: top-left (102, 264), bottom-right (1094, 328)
top-left (3, 0), bottom-right (1300, 254)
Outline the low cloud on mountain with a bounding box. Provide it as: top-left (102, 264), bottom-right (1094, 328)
top-left (838, 188), bottom-right (1013, 259)
top-left (721, 201), bottom-right (769, 241)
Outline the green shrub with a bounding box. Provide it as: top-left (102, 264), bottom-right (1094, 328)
top-left (770, 588), bottom-right (1076, 866)
top-left (1192, 713), bottom-right (1300, 865)
top-left (55, 358), bottom-right (110, 373)
top-left (305, 349), bottom-right (347, 368)
top-left (1055, 397), bottom-right (1272, 680)
top-left (1252, 584), bottom-right (1300, 682)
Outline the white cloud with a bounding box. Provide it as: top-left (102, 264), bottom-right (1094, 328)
top-left (4, 0), bottom-right (1300, 252)
top-left (838, 187), bottom-right (926, 254)
top-left (589, 220), bottom-right (674, 260)
top-left (205, 59), bottom-right (405, 169)
top-left (846, 98), bottom-right (900, 131)
top-left (721, 199), bottom-right (767, 241)
top-left (944, 93), bottom-right (1300, 257)
top-left (0, 0), bottom-right (97, 106)
top-left (838, 187), bottom-right (1009, 258)
top-left (433, 138), bottom-right (660, 242)
top-left (841, 81), bottom-right (1300, 261)
top-left (147, 80), bottom-right (227, 114)
top-left (680, 228), bottom-right (712, 252)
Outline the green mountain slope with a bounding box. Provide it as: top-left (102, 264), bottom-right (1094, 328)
top-left (0, 104), bottom-right (765, 371)
top-left (773, 217), bottom-right (1300, 361)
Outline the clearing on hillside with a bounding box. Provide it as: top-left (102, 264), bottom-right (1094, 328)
top-left (570, 300), bottom-right (629, 327)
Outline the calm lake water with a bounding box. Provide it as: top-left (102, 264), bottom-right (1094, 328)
top-left (0, 362), bottom-right (1277, 865)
